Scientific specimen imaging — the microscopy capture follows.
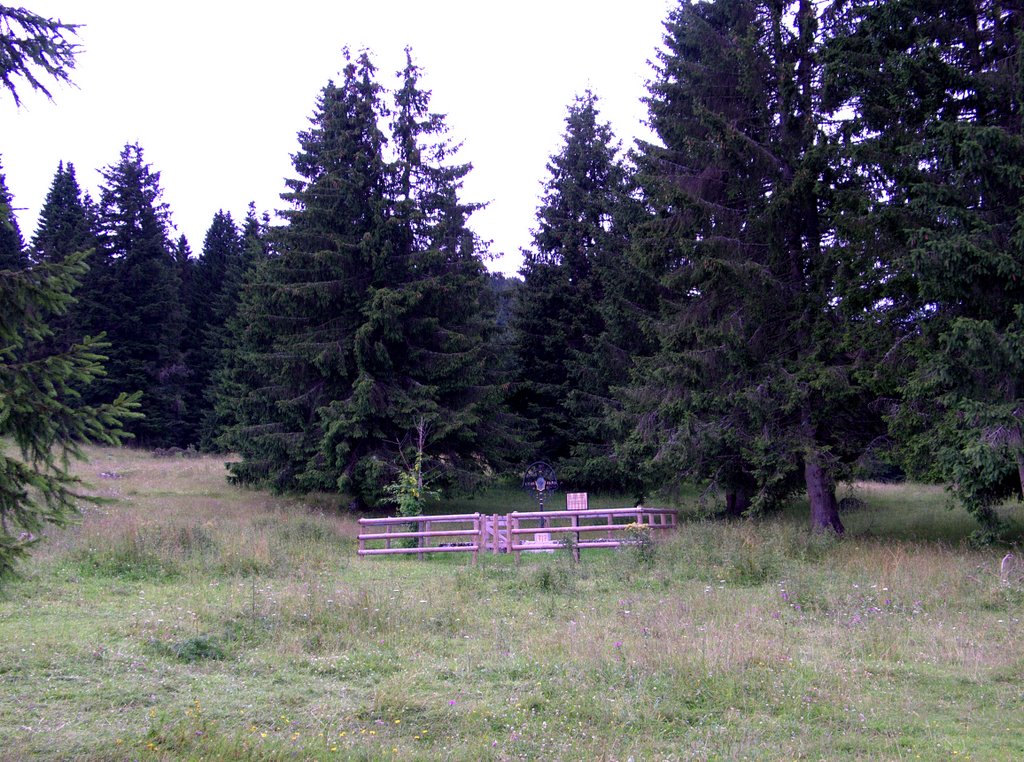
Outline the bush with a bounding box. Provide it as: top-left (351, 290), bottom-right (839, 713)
top-left (623, 522), bottom-right (656, 566)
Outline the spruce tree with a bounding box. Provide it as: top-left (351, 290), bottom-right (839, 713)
top-left (323, 48), bottom-right (500, 498)
top-left (630, 0), bottom-right (882, 531)
top-left (0, 162), bottom-right (25, 270)
top-left (222, 50), bottom-right (393, 495)
top-left (30, 162), bottom-right (96, 264)
top-left (207, 206), bottom-right (273, 452)
top-left (172, 233), bottom-right (201, 443)
top-left (1, 11), bottom-right (139, 582)
top-left (827, 0), bottom-right (1024, 533)
top-left (222, 49), bottom-right (501, 505)
top-left (511, 91), bottom-right (642, 490)
top-left (26, 162), bottom-right (100, 353)
top-left (0, 6), bottom-right (79, 106)
top-left (179, 211), bottom-right (243, 448)
top-left (1, 249), bottom-right (141, 580)
top-left (95, 143), bottom-right (186, 446)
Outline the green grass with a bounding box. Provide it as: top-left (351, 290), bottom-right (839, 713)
top-left (1, 448), bottom-right (1022, 760)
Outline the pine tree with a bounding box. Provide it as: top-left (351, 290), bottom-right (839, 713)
top-left (207, 206), bottom-right (273, 452)
top-left (1, 249), bottom-right (141, 580)
top-left (630, 0), bottom-right (882, 531)
top-left (221, 49), bottom-right (502, 505)
top-left (30, 162), bottom-right (96, 264)
top-left (827, 0), bottom-right (1024, 534)
top-left (0, 161), bottom-right (25, 270)
top-left (171, 233), bottom-right (199, 443)
top-left (0, 6), bottom-right (79, 106)
top-left (1, 11), bottom-right (139, 582)
top-left (511, 92), bottom-right (643, 490)
top-left (26, 162), bottom-right (100, 353)
top-left (319, 48), bottom-right (501, 499)
top-left (95, 143), bottom-right (186, 446)
top-left (184, 211), bottom-right (243, 448)
top-left (222, 50), bottom-right (393, 494)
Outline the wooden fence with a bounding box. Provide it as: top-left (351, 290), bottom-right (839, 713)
top-left (357, 507), bottom-right (677, 562)
top-left (356, 513), bottom-right (484, 561)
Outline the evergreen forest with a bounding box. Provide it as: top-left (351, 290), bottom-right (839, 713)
top-left (5, 0), bottom-right (1024, 551)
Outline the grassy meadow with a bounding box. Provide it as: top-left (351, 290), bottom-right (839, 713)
top-left (1, 447), bottom-right (1022, 761)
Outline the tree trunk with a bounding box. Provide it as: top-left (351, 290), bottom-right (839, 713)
top-left (1016, 449), bottom-right (1024, 503)
top-left (805, 456), bottom-right (844, 535)
top-left (725, 484), bottom-right (752, 518)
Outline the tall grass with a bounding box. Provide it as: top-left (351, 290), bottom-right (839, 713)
top-left (0, 447), bottom-right (1021, 760)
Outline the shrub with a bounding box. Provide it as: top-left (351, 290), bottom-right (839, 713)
top-left (623, 522), bottom-right (656, 566)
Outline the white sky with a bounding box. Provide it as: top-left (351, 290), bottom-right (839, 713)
top-left (4, 0), bottom-right (671, 276)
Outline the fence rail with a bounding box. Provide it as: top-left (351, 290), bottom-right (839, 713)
top-left (357, 513), bottom-right (482, 561)
top-left (357, 507), bottom-right (677, 562)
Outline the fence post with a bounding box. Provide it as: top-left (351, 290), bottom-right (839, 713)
top-left (571, 512), bottom-right (580, 562)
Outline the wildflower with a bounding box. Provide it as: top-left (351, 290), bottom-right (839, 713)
top-left (614, 641), bottom-right (623, 649)
top-left (448, 699), bottom-right (457, 706)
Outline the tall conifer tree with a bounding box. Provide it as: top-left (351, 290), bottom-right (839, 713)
top-left (1, 8), bottom-right (139, 582)
top-left (631, 0), bottom-right (882, 531)
top-left (27, 162), bottom-right (99, 352)
top-left (317, 49), bottom-right (499, 500)
top-left (222, 50), bottom-right (392, 494)
top-left (827, 0), bottom-right (1024, 532)
top-left (512, 92), bottom-right (643, 490)
top-left (0, 162), bottom-right (25, 270)
top-left (95, 143), bottom-right (186, 446)
top-left (30, 162), bottom-right (96, 264)
top-left (183, 210), bottom-right (244, 448)
top-left (222, 49), bottom-right (500, 505)
top-left (203, 206), bottom-right (270, 449)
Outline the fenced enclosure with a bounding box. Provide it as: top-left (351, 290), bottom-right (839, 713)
top-left (357, 506), bottom-right (678, 562)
